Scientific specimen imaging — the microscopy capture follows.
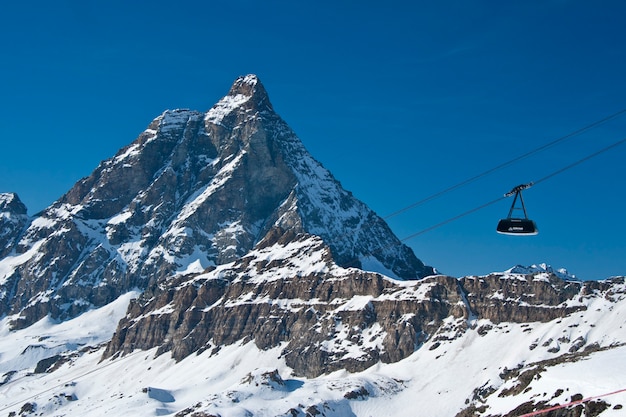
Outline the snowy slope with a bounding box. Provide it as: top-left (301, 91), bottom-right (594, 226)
top-left (1, 271), bottom-right (625, 417)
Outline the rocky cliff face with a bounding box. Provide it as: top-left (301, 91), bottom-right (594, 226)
top-left (461, 270), bottom-right (585, 324)
top-left (103, 233), bottom-right (464, 377)
top-left (0, 193), bottom-right (29, 258)
top-left (0, 75), bottom-right (431, 329)
top-left (103, 237), bottom-right (612, 378)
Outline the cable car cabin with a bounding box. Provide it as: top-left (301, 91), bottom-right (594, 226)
top-left (496, 218), bottom-right (538, 235)
top-left (496, 183), bottom-right (539, 236)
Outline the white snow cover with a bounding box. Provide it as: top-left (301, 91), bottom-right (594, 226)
top-left (0, 291), bottom-right (138, 375)
top-left (1, 277), bottom-right (626, 416)
top-left (112, 110), bottom-right (201, 165)
top-left (0, 239), bottom-right (45, 286)
top-left (359, 255), bottom-right (398, 278)
top-left (174, 245), bottom-right (214, 275)
top-left (113, 142), bottom-right (143, 164)
top-left (239, 235), bottom-right (332, 283)
top-left (0, 193), bottom-right (16, 205)
top-left (204, 93), bottom-right (251, 125)
top-left (0, 193), bottom-right (24, 218)
top-left (158, 109), bottom-right (195, 133)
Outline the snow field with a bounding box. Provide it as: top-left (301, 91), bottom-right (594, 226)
top-left (1, 282), bottom-right (625, 416)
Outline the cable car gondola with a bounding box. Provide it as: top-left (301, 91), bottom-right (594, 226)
top-left (496, 183), bottom-right (538, 235)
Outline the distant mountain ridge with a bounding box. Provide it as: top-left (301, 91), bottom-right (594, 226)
top-left (0, 74), bottom-right (431, 329)
top-left (505, 263), bottom-right (579, 281)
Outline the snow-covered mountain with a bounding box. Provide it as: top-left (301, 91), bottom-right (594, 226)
top-left (0, 267), bottom-right (625, 417)
top-left (0, 74), bottom-right (431, 329)
top-left (1, 75), bottom-right (625, 417)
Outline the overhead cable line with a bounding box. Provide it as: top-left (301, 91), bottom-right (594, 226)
top-left (384, 109), bottom-right (626, 220)
top-left (399, 135), bottom-right (626, 241)
top-left (399, 196), bottom-right (506, 242)
top-left (532, 136), bottom-right (626, 187)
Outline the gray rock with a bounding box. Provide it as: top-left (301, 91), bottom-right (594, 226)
top-left (0, 193), bottom-right (29, 258)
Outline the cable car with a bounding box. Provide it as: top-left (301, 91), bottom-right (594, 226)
top-left (496, 183), bottom-right (538, 235)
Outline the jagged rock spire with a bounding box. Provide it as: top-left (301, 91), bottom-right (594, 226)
top-left (225, 74), bottom-right (273, 111)
top-left (205, 74), bottom-right (273, 128)
top-left (0, 192), bottom-right (27, 215)
top-left (0, 192), bottom-right (29, 258)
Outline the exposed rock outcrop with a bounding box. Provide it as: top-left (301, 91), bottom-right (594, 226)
top-left (102, 231), bottom-right (616, 377)
top-left (459, 272), bottom-right (585, 323)
top-left (0, 193), bottom-right (29, 258)
top-left (103, 234), bottom-right (462, 377)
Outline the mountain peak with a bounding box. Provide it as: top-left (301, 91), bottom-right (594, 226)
top-left (228, 74), bottom-right (261, 95)
top-left (0, 192), bottom-right (29, 258)
top-left (0, 192), bottom-right (27, 215)
top-left (205, 74), bottom-right (273, 125)
top-left (0, 74), bottom-right (430, 329)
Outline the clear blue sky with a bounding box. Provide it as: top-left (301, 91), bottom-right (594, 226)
top-left (1, 1), bottom-right (625, 280)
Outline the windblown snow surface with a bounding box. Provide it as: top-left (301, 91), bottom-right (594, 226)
top-left (1, 268), bottom-right (626, 417)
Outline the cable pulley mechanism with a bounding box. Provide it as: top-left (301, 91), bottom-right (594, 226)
top-left (496, 182), bottom-right (538, 235)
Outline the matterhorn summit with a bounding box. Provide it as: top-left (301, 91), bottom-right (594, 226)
top-left (0, 74), bottom-right (431, 329)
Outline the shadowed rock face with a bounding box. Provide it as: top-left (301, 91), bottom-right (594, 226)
top-left (0, 75), bottom-right (431, 329)
top-left (0, 193), bottom-right (27, 216)
top-left (0, 193), bottom-right (29, 258)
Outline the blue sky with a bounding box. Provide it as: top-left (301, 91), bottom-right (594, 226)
top-left (1, 1), bottom-right (625, 280)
